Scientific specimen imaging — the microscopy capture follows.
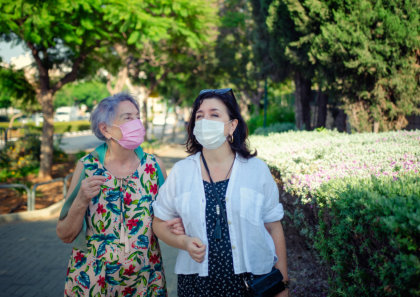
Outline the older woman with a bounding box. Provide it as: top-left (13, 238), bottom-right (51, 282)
top-left (57, 93), bottom-right (173, 297)
top-left (152, 88), bottom-right (289, 297)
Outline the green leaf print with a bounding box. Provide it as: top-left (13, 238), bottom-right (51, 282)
top-left (110, 252), bottom-right (113, 260)
top-left (72, 286), bottom-right (83, 293)
top-left (98, 220), bottom-right (104, 231)
top-left (128, 185), bottom-right (136, 193)
top-left (105, 211), bottom-right (111, 221)
top-left (89, 284), bottom-right (96, 297)
top-left (143, 227), bottom-right (149, 235)
top-left (140, 174), bottom-right (146, 192)
top-left (114, 178), bottom-right (117, 187)
top-left (104, 218), bottom-right (111, 230)
top-left (132, 211), bottom-right (144, 219)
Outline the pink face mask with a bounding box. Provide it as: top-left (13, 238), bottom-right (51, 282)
top-left (112, 119), bottom-right (146, 149)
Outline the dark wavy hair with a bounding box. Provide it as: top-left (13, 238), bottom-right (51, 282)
top-left (186, 89), bottom-right (257, 159)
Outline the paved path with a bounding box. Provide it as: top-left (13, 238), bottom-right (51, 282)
top-left (0, 143), bottom-right (188, 297)
top-left (0, 219), bottom-right (179, 297)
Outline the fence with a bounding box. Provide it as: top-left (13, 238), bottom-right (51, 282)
top-left (0, 172), bottom-right (73, 213)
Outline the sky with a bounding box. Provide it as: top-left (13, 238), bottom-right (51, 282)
top-left (0, 41), bottom-right (27, 63)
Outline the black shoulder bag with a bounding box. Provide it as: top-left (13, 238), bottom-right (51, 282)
top-left (244, 267), bottom-right (287, 297)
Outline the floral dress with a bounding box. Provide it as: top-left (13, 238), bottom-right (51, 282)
top-left (64, 151), bottom-right (166, 297)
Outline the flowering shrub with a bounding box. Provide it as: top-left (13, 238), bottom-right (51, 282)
top-left (250, 130), bottom-right (420, 202)
top-left (250, 130), bottom-right (420, 296)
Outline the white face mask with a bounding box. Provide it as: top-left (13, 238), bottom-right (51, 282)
top-left (193, 119), bottom-right (231, 150)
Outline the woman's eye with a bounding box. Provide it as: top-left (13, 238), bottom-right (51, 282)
top-left (211, 114), bottom-right (219, 117)
top-left (196, 115), bottom-right (202, 119)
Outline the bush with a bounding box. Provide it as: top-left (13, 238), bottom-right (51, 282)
top-left (314, 174), bottom-right (420, 297)
top-left (0, 120), bottom-right (90, 136)
top-left (254, 122), bottom-right (296, 135)
top-left (247, 105), bottom-right (295, 134)
top-left (0, 133), bottom-right (41, 181)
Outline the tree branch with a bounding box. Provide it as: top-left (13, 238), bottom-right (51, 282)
top-left (52, 41), bottom-right (101, 93)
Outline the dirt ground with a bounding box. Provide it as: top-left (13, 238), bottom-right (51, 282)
top-left (0, 143), bottom-right (329, 296)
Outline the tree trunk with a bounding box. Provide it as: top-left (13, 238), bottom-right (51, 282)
top-left (315, 91), bottom-right (328, 128)
top-left (39, 91), bottom-right (55, 179)
top-left (333, 108), bottom-right (347, 132)
top-left (294, 72), bottom-right (312, 130)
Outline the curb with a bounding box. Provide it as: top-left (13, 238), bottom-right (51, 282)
top-left (0, 199), bottom-right (64, 225)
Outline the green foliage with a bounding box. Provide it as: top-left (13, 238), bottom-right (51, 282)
top-left (308, 0), bottom-right (420, 131)
top-left (247, 96), bottom-right (295, 134)
top-left (253, 122), bottom-right (296, 135)
top-left (0, 132), bottom-right (41, 181)
top-left (54, 80), bottom-right (109, 109)
top-left (0, 120), bottom-right (90, 134)
top-left (314, 174), bottom-right (420, 296)
top-left (0, 65), bottom-right (37, 111)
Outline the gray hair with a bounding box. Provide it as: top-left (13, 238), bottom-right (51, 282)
top-left (90, 93), bottom-right (140, 141)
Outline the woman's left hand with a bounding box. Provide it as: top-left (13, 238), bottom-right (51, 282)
top-left (166, 217), bottom-right (185, 235)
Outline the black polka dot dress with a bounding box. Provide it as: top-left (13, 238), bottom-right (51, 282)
top-left (178, 179), bottom-right (252, 297)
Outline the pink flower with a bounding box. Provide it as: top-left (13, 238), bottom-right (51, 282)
top-left (145, 164), bottom-right (156, 175)
top-left (150, 254), bottom-right (160, 264)
top-left (123, 287), bottom-right (135, 296)
top-left (96, 204), bottom-right (106, 214)
top-left (127, 218), bottom-right (139, 230)
top-left (74, 251), bottom-right (84, 263)
top-left (124, 264), bottom-right (136, 276)
top-left (150, 184), bottom-right (158, 195)
top-left (98, 276), bottom-right (106, 288)
top-left (124, 193), bottom-right (132, 205)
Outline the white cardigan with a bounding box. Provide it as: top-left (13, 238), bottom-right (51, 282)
top-left (153, 152), bottom-right (284, 276)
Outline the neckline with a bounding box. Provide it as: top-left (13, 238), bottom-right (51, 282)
top-left (203, 179), bottom-right (229, 184)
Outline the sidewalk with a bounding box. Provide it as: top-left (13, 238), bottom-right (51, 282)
top-left (0, 143), bottom-right (188, 297)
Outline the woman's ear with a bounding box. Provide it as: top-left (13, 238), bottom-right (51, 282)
top-left (99, 123), bottom-right (112, 140)
top-left (230, 119), bottom-right (239, 135)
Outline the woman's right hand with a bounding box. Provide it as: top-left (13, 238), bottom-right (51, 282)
top-left (79, 175), bottom-right (106, 204)
top-left (185, 237), bottom-right (206, 263)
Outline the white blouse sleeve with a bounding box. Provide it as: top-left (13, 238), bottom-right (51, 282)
top-left (153, 164), bottom-right (179, 221)
top-left (261, 162), bottom-right (284, 223)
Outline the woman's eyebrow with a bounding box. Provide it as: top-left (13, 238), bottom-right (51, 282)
top-left (120, 112), bottom-right (139, 117)
top-left (197, 108), bottom-right (221, 113)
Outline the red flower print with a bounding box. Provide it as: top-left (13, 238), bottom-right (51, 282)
top-left (96, 204), bottom-right (106, 214)
top-left (74, 251), bottom-right (84, 263)
top-left (123, 287), bottom-right (135, 296)
top-left (150, 254), bottom-right (160, 264)
top-left (150, 184), bottom-right (158, 195)
top-left (145, 164), bottom-right (156, 175)
top-left (98, 276), bottom-right (106, 288)
top-left (123, 264), bottom-right (136, 276)
top-left (66, 267), bottom-right (70, 276)
top-left (127, 218), bottom-right (139, 230)
top-left (124, 193), bottom-right (132, 205)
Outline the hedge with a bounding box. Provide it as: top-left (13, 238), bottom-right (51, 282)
top-left (314, 174), bottom-right (420, 296)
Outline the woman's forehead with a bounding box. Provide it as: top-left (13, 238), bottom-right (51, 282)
top-left (197, 98), bottom-right (227, 112)
top-left (117, 101), bottom-right (138, 114)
